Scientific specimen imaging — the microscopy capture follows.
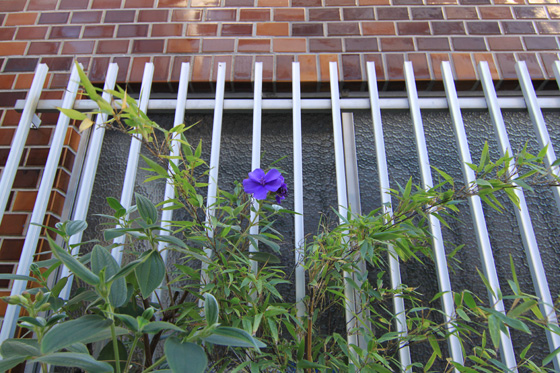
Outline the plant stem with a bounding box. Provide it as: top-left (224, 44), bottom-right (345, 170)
top-left (143, 356), bottom-right (166, 373)
top-left (124, 335), bottom-right (139, 373)
top-left (110, 323), bottom-right (121, 373)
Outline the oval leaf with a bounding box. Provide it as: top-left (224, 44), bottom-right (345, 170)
top-left (203, 326), bottom-right (266, 350)
top-left (0, 339), bottom-right (39, 358)
top-left (164, 338), bottom-right (207, 373)
top-left (135, 193), bottom-right (158, 225)
top-left (32, 352), bottom-right (113, 373)
top-left (48, 236), bottom-right (99, 286)
top-left (65, 220), bottom-right (88, 237)
top-left (204, 293), bottom-right (219, 326)
top-left (41, 315), bottom-right (112, 354)
top-left (92, 245), bottom-right (127, 307)
top-left (98, 339), bottom-right (127, 372)
top-left (135, 250), bottom-right (165, 299)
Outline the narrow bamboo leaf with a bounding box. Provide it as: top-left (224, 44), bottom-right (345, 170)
top-left (427, 335), bottom-right (441, 358)
top-left (32, 352), bottom-right (112, 373)
top-left (57, 107), bottom-right (87, 121)
top-left (543, 347), bottom-right (560, 366)
top-left (296, 360), bottom-right (329, 369)
top-left (41, 315), bottom-right (112, 354)
top-left (204, 293), bottom-right (219, 326)
top-left (248, 252), bottom-right (281, 264)
top-left (0, 274), bottom-right (38, 283)
top-left (164, 338), bottom-right (207, 373)
top-left (48, 236), bottom-right (99, 286)
top-left (79, 118), bottom-right (95, 132)
top-left (135, 193), bottom-right (158, 225)
top-left (141, 154), bottom-right (170, 177)
top-left (135, 250), bottom-right (165, 298)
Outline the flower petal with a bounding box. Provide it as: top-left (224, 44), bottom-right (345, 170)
top-left (248, 168), bottom-right (265, 183)
top-left (252, 187), bottom-right (269, 200)
top-left (264, 169), bottom-right (283, 191)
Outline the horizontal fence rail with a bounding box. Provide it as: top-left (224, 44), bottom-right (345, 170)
top-left (3, 60), bottom-right (560, 372)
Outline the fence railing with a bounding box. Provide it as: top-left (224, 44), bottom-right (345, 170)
top-left (2, 60), bottom-right (560, 372)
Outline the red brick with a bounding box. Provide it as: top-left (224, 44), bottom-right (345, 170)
top-left (14, 74), bottom-right (37, 89)
top-left (257, 22), bottom-right (289, 36)
top-left (192, 0), bottom-right (220, 5)
top-left (502, 21), bottom-right (536, 34)
top-left (539, 52), bottom-right (560, 78)
top-left (233, 55), bottom-right (253, 81)
top-left (0, 0), bottom-right (25, 11)
top-left (341, 54), bottom-right (362, 81)
top-left (158, 0), bottom-right (188, 6)
top-left (97, 40), bottom-right (129, 54)
top-left (28, 42), bottom-right (61, 55)
top-left (92, 0), bottom-right (123, 8)
top-left (293, 0), bottom-right (321, 4)
top-left (319, 54), bottom-right (338, 82)
top-left (495, 53), bottom-right (517, 79)
top-left (0, 92), bottom-right (26, 107)
top-left (0, 239), bottom-right (24, 260)
top-left (432, 21), bottom-right (465, 35)
top-left (225, 0), bottom-right (254, 5)
top-left (192, 55), bottom-right (212, 84)
top-left (138, 10), bottom-right (168, 22)
top-left (38, 12), bottom-right (69, 24)
top-left (5, 12), bottom-right (38, 26)
top-left (273, 38), bottom-right (306, 53)
top-left (385, 53), bottom-right (405, 80)
top-left (15, 27), bottom-right (49, 40)
top-left (62, 40), bottom-right (95, 54)
top-left (0, 214), bottom-right (27, 236)
top-left (170, 56), bottom-right (192, 81)
top-left (0, 28), bottom-right (17, 40)
top-left (50, 26), bottom-right (81, 39)
top-left (83, 26), bottom-right (115, 38)
top-left (293, 23), bottom-right (324, 36)
top-left (167, 39), bottom-right (200, 53)
top-left (445, 7), bottom-right (478, 19)
top-left (105, 10), bottom-right (135, 23)
top-left (48, 191), bottom-right (66, 217)
top-left (452, 37), bottom-right (487, 51)
top-left (467, 21), bottom-right (501, 35)
top-left (517, 53), bottom-right (544, 79)
top-left (362, 21), bottom-right (396, 35)
top-left (343, 7), bottom-right (374, 20)
top-left (276, 55), bottom-right (294, 81)
top-left (117, 25), bottom-right (149, 38)
top-left (132, 39), bottom-right (164, 53)
top-left (397, 22), bottom-right (430, 35)
top-left (309, 38), bottom-right (343, 52)
top-left (152, 24), bottom-right (183, 37)
top-left (524, 36), bottom-right (559, 50)
top-left (479, 6), bottom-right (513, 19)
top-left (238, 39), bottom-right (271, 52)
top-left (113, 56), bottom-right (131, 82)
top-left (360, 0), bottom-right (390, 4)
top-left (0, 75), bottom-right (15, 90)
top-left (187, 24), bottom-right (219, 36)
top-left (172, 9), bottom-right (202, 21)
top-left (407, 53), bottom-right (431, 80)
top-left (59, 0), bottom-right (89, 9)
top-left (202, 39), bottom-right (235, 53)
top-left (27, 0), bottom-right (58, 11)
top-left (255, 55), bottom-right (273, 82)
top-left (487, 36), bottom-right (523, 51)
top-left (129, 57), bottom-right (151, 83)
top-left (380, 37), bottom-right (415, 51)
top-left (88, 57), bottom-right (110, 82)
top-left (327, 22), bottom-right (360, 35)
top-left (221, 24), bottom-right (252, 36)
top-left (430, 53), bottom-right (450, 80)
top-left (206, 9), bottom-right (237, 21)
top-left (377, 7), bottom-right (409, 20)
top-left (451, 53), bottom-right (477, 80)
top-left (345, 37), bottom-right (378, 52)
top-left (298, 55), bottom-right (318, 82)
top-left (309, 8), bottom-right (341, 21)
top-left (411, 7), bottom-right (443, 20)
top-left (212, 56), bottom-right (233, 82)
top-left (71, 11), bottom-right (103, 24)
top-left (153, 56), bottom-right (171, 82)
top-left (54, 169), bottom-right (71, 192)
top-left (514, 7), bottom-right (547, 18)
top-left (258, 0), bottom-right (289, 5)
top-left (325, 0), bottom-right (356, 5)
top-left (274, 8), bottom-right (305, 21)
top-left (125, 0), bottom-right (154, 7)
top-left (240, 9), bottom-right (270, 21)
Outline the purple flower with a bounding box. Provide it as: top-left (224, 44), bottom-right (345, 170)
top-left (275, 183), bottom-right (288, 204)
top-left (243, 168), bottom-right (284, 200)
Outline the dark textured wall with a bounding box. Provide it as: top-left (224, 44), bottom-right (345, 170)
top-left (84, 109), bottom-right (560, 366)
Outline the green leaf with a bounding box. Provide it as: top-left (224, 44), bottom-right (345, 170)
top-left (41, 315), bottom-right (112, 354)
top-left (248, 252), bottom-right (281, 264)
top-left (142, 321), bottom-right (185, 334)
top-left (204, 293), bottom-right (219, 326)
top-left (543, 347), bottom-right (560, 366)
top-left (92, 245), bottom-right (127, 307)
top-left (113, 313), bottom-right (139, 332)
top-left (57, 107), bottom-right (88, 121)
top-left (79, 327), bottom-right (129, 345)
top-left (296, 360), bottom-right (329, 369)
top-left (98, 339), bottom-right (127, 372)
top-left (135, 193), bottom-right (158, 225)
top-left (155, 234), bottom-right (187, 249)
top-left (164, 338), bottom-right (207, 373)
top-left (135, 250), bottom-right (165, 298)
top-left (0, 339), bottom-right (39, 358)
top-left (106, 197), bottom-right (124, 212)
top-left (427, 335), bottom-right (441, 358)
top-left (0, 356), bottom-right (27, 371)
top-left (203, 326), bottom-right (266, 350)
top-left (48, 236), bottom-right (99, 286)
top-left (65, 220), bottom-right (88, 237)
top-left (141, 154), bottom-right (170, 177)
top-left (0, 274), bottom-right (38, 283)
top-left (32, 352), bottom-right (113, 373)
top-left (67, 343), bottom-right (90, 354)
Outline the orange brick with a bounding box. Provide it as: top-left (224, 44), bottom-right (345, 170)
top-left (0, 75), bottom-right (15, 90)
top-left (12, 191), bottom-right (38, 212)
top-left (452, 53), bottom-right (477, 80)
top-left (167, 39), bottom-right (200, 53)
top-left (274, 8), bottom-right (305, 21)
top-left (273, 38), bottom-right (306, 53)
top-left (257, 22), bottom-right (289, 36)
top-left (319, 54), bottom-right (339, 82)
top-left (430, 53), bottom-right (450, 80)
top-left (298, 55), bottom-right (318, 82)
top-left (5, 12), bottom-right (38, 26)
top-left (191, 0), bottom-right (219, 6)
top-left (473, 53), bottom-right (500, 80)
top-left (238, 39), bottom-right (271, 52)
top-left (258, 0), bottom-right (289, 6)
top-left (0, 42), bottom-right (27, 56)
top-left (48, 191), bottom-right (65, 216)
top-left (362, 22), bottom-right (396, 35)
top-left (14, 74), bottom-right (35, 90)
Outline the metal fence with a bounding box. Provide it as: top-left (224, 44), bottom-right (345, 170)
top-left (1, 60), bottom-right (560, 372)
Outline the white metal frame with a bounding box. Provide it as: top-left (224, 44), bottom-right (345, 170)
top-left (2, 60), bottom-right (560, 371)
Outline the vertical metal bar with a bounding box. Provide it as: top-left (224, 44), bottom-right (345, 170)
top-left (442, 61), bottom-right (517, 371)
top-left (0, 64), bottom-right (48, 224)
top-left (151, 62), bottom-right (190, 304)
top-left (0, 64), bottom-right (81, 343)
top-left (516, 61), bottom-right (560, 212)
top-left (249, 62), bottom-right (263, 276)
top-left (111, 63), bottom-right (155, 265)
top-left (292, 62), bottom-right (306, 318)
top-left (200, 62), bottom-right (226, 279)
top-left (59, 63), bottom-right (119, 301)
top-left (404, 61), bottom-right (464, 368)
top-left (479, 61), bottom-right (560, 372)
top-left (329, 62), bottom-right (358, 349)
top-left (366, 61), bottom-right (411, 372)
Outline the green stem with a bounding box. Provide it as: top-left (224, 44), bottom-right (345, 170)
top-left (143, 355), bottom-right (166, 373)
top-left (110, 323), bottom-right (121, 373)
top-left (123, 335), bottom-right (139, 373)
top-left (41, 362), bottom-right (48, 372)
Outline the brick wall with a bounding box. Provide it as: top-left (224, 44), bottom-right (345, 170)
top-left (0, 0), bottom-right (559, 305)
